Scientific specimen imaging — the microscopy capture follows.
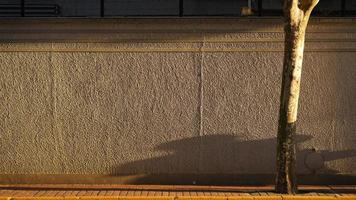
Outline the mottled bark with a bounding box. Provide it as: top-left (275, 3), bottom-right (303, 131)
top-left (276, 0), bottom-right (319, 194)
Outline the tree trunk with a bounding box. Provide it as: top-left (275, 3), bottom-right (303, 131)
top-left (276, 0), bottom-right (319, 194)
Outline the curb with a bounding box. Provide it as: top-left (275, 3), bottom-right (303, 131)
top-left (0, 196), bottom-right (355, 200)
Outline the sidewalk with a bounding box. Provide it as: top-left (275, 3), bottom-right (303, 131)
top-left (0, 185), bottom-right (355, 200)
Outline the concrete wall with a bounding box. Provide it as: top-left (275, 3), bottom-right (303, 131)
top-left (0, 18), bottom-right (355, 185)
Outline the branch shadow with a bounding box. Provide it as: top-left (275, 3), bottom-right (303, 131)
top-left (111, 134), bottom-right (356, 185)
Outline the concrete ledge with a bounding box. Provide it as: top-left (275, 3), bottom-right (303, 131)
top-left (1, 175), bottom-right (356, 185)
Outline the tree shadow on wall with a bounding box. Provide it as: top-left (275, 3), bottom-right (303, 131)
top-left (112, 134), bottom-right (356, 185)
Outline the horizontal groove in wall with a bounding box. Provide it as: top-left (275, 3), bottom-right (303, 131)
top-left (1, 30), bottom-right (356, 34)
top-left (1, 49), bottom-right (356, 53)
top-left (1, 39), bottom-right (356, 43)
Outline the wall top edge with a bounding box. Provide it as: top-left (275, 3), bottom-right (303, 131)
top-left (0, 18), bottom-right (355, 42)
top-left (1, 17), bottom-right (356, 25)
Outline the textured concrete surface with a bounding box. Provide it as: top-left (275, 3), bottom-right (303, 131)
top-left (0, 18), bottom-right (355, 183)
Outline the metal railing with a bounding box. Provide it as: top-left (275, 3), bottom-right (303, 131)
top-left (0, 1), bottom-right (60, 17)
top-left (0, 0), bottom-right (354, 18)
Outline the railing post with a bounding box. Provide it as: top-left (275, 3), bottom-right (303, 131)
top-left (341, 0), bottom-right (346, 17)
top-left (179, 0), bottom-right (183, 17)
top-left (21, 0), bottom-right (25, 17)
top-left (100, 0), bottom-right (105, 17)
top-left (258, 0), bottom-right (262, 17)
